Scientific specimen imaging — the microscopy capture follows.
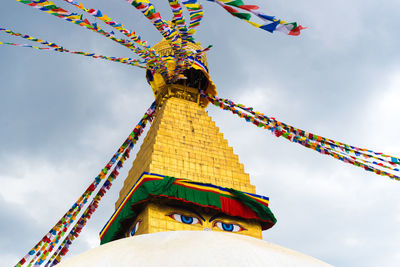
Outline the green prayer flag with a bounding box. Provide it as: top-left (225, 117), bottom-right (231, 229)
top-left (232, 12), bottom-right (251, 21)
top-left (226, 0), bottom-right (245, 8)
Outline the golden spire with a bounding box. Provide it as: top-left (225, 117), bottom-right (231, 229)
top-left (111, 38), bottom-right (263, 240)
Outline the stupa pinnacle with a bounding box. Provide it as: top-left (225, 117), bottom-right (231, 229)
top-left (99, 37), bottom-right (274, 243)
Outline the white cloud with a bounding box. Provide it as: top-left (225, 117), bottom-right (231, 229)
top-left (0, 156), bottom-right (92, 221)
top-left (364, 69), bottom-right (400, 154)
top-left (344, 237), bottom-right (362, 248)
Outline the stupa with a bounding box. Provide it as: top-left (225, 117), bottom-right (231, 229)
top-left (58, 37), bottom-right (331, 266)
top-left (10, 2), bottom-right (400, 266)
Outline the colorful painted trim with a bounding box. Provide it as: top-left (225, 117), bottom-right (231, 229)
top-left (99, 172), bottom-right (276, 244)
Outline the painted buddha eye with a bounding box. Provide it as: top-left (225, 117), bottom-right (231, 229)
top-left (167, 213), bottom-right (202, 225)
top-left (130, 220), bottom-right (142, 236)
top-left (213, 221), bottom-right (245, 232)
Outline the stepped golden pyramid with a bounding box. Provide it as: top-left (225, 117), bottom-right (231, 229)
top-left (60, 38), bottom-right (331, 267)
top-left (109, 37), bottom-right (265, 240)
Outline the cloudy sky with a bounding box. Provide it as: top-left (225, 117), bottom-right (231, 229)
top-left (1, 0), bottom-right (400, 266)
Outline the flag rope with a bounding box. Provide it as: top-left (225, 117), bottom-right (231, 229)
top-left (201, 91), bottom-right (400, 181)
top-left (15, 102), bottom-right (157, 267)
top-left (0, 28), bottom-right (146, 68)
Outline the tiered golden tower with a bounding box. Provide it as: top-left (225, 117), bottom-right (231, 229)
top-left (112, 39), bottom-right (263, 239)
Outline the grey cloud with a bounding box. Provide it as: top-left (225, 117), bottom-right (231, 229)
top-left (0, 195), bottom-right (42, 265)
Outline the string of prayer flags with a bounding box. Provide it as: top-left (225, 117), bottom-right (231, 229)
top-left (64, 0), bottom-right (150, 49)
top-left (126, 0), bottom-right (174, 42)
top-left (15, 103), bottom-right (157, 267)
top-left (0, 41), bottom-right (145, 67)
top-left (61, 0), bottom-right (161, 66)
top-left (221, 98), bottom-right (400, 169)
top-left (16, 0), bottom-right (148, 59)
top-left (167, 0), bottom-right (192, 78)
top-left (168, 0), bottom-right (190, 39)
top-left (48, 143), bottom-right (136, 266)
top-left (126, 0), bottom-right (210, 81)
top-left (206, 0), bottom-right (306, 35)
top-left (127, 0), bottom-right (200, 81)
top-left (200, 91), bottom-right (400, 182)
top-left (47, 104), bottom-right (155, 266)
top-left (0, 28), bottom-right (146, 68)
top-left (182, 0), bottom-right (204, 34)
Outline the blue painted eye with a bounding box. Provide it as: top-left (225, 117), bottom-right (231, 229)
top-left (221, 223), bottom-right (234, 231)
top-left (214, 221), bottom-right (244, 232)
top-left (168, 213), bottom-right (201, 225)
top-left (130, 220), bottom-right (142, 236)
top-left (181, 215), bottom-right (194, 224)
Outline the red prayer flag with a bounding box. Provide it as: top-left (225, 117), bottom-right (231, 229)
top-left (289, 25), bottom-right (307, 36)
top-left (238, 5), bottom-right (259, 11)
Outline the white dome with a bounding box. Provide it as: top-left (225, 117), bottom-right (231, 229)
top-left (59, 231), bottom-right (331, 267)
